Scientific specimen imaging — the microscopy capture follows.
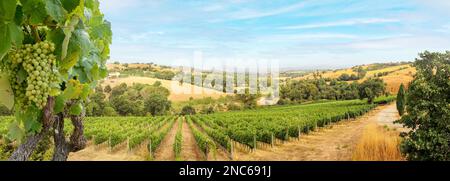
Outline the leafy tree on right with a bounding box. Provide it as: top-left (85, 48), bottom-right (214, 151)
top-left (396, 51), bottom-right (450, 161)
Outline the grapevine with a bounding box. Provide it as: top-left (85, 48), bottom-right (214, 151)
top-left (0, 0), bottom-right (112, 161)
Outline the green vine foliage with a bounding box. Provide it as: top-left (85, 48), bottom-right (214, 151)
top-left (0, 0), bottom-right (112, 142)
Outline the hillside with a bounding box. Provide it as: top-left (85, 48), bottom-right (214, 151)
top-left (102, 76), bottom-right (227, 102)
top-left (107, 63), bottom-right (175, 72)
top-left (295, 63), bottom-right (415, 94)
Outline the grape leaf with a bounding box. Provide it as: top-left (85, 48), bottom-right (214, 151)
top-left (0, 26), bottom-right (12, 59)
top-left (99, 66), bottom-right (108, 78)
top-left (14, 5), bottom-right (23, 25)
top-left (21, 0), bottom-right (47, 25)
top-left (46, 28), bottom-right (65, 60)
top-left (54, 95), bottom-right (65, 113)
top-left (62, 79), bottom-right (83, 100)
top-left (61, 28), bottom-right (93, 72)
top-left (0, 22), bottom-right (24, 60)
top-left (8, 22), bottom-right (23, 48)
top-left (15, 105), bottom-right (42, 134)
top-left (88, 17), bottom-right (112, 43)
top-left (0, 0), bottom-right (17, 21)
top-left (90, 62), bottom-right (100, 81)
top-left (45, 0), bottom-right (67, 24)
top-left (80, 83), bottom-right (90, 100)
top-left (7, 121), bottom-right (25, 142)
top-left (72, 66), bottom-right (88, 83)
top-left (23, 115), bottom-right (42, 133)
top-left (69, 102), bottom-right (82, 115)
top-left (0, 73), bottom-right (14, 109)
top-left (60, 0), bottom-right (79, 13)
top-left (84, 0), bottom-right (99, 10)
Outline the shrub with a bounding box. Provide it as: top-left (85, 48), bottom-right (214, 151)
top-left (180, 105), bottom-right (196, 115)
top-left (396, 84), bottom-right (406, 116)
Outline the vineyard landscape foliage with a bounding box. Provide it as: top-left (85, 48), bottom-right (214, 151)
top-left (1, 97), bottom-right (394, 160)
top-left (0, 0), bottom-right (446, 162)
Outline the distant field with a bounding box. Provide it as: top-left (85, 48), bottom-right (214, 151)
top-left (107, 63), bottom-right (176, 72)
top-left (295, 64), bottom-right (415, 94)
top-left (102, 76), bottom-right (227, 102)
top-left (366, 66), bottom-right (415, 93)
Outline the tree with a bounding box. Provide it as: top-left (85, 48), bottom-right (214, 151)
top-left (338, 73), bottom-right (350, 81)
top-left (396, 83), bottom-right (406, 116)
top-left (144, 94), bottom-right (171, 116)
top-left (280, 80), bottom-right (318, 102)
top-left (356, 66), bottom-right (367, 78)
top-left (110, 93), bottom-right (144, 116)
top-left (358, 78), bottom-right (386, 103)
top-left (111, 83), bottom-right (128, 97)
top-left (180, 105), bottom-right (196, 115)
top-left (109, 83), bottom-right (171, 116)
top-left (235, 88), bottom-right (259, 109)
top-left (140, 84), bottom-right (170, 97)
top-left (0, 0), bottom-right (112, 161)
top-left (86, 89), bottom-right (108, 116)
top-left (153, 81), bottom-right (162, 87)
top-left (154, 70), bottom-right (175, 80)
top-left (396, 51), bottom-right (450, 161)
top-left (103, 106), bottom-right (117, 116)
top-left (104, 85), bottom-right (112, 93)
top-left (200, 106), bottom-right (215, 114)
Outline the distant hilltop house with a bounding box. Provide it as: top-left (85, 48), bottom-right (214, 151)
top-left (108, 72), bottom-right (120, 79)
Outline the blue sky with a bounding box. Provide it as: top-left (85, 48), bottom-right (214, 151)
top-left (99, 0), bottom-right (450, 69)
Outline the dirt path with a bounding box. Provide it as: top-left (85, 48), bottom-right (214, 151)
top-left (153, 120), bottom-right (179, 161)
top-left (235, 103), bottom-right (401, 161)
top-left (374, 104), bottom-right (408, 132)
top-left (181, 119), bottom-right (203, 161)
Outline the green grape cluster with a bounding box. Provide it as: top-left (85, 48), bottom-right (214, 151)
top-left (2, 41), bottom-right (59, 109)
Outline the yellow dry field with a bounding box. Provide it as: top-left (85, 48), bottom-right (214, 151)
top-left (298, 68), bottom-right (355, 80)
top-left (296, 64), bottom-right (416, 94)
top-left (375, 66), bottom-right (415, 93)
top-left (102, 76), bottom-right (227, 102)
top-left (358, 65), bottom-right (416, 94)
top-left (107, 63), bottom-right (176, 72)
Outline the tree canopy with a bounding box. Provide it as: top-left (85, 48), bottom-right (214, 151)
top-left (397, 51), bottom-right (450, 161)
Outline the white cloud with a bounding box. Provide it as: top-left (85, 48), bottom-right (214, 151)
top-left (202, 4), bottom-right (225, 12)
top-left (280, 18), bottom-right (400, 30)
top-left (435, 24), bottom-right (450, 33)
top-left (341, 35), bottom-right (450, 51)
top-left (99, 0), bottom-right (142, 13)
top-left (257, 33), bottom-right (358, 43)
top-left (227, 2), bottom-right (307, 20)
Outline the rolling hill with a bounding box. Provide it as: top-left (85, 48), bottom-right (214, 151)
top-left (295, 63), bottom-right (416, 94)
top-left (102, 76), bottom-right (227, 102)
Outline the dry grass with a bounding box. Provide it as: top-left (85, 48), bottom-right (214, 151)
top-left (102, 76), bottom-right (227, 102)
top-left (352, 124), bottom-right (404, 161)
top-left (379, 67), bottom-right (415, 94)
